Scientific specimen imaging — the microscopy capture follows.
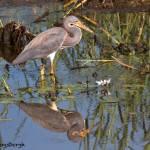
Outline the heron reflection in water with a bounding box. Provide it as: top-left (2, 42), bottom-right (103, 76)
top-left (16, 100), bottom-right (86, 142)
top-left (12, 16), bottom-right (93, 77)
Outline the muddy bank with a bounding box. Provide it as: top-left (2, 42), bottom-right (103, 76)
top-left (0, 0), bottom-right (63, 7)
top-left (0, 0), bottom-right (149, 12)
top-left (0, 21), bottom-right (35, 63)
top-left (87, 0), bottom-right (150, 12)
top-left (0, 22), bottom-right (35, 46)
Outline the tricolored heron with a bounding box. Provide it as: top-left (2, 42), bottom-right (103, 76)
top-left (12, 16), bottom-right (93, 75)
top-left (16, 101), bottom-right (85, 142)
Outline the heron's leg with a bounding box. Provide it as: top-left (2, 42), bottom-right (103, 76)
top-left (50, 59), bottom-right (54, 74)
top-left (49, 52), bottom-right (56, 84)
top-left (49, 52), bottom-right (56, 75)
top-left (50, 59), bottom-right (56, 84)
top-left (41, 58), bottom-right (46, 87)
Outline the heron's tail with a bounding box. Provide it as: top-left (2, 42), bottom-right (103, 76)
top-left (12, 51), bottom-right (30, 65)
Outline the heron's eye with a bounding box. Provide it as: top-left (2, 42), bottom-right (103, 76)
top-left (69, 23), bottom-right (74, 27)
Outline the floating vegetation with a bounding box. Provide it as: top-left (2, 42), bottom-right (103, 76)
top-left (1, 77), bottom-right (12, 97)
top-left (0, 118), bottom-right (13, 121)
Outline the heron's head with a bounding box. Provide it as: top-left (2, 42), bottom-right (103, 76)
top-left (63, 16), bottom-right (94, 34)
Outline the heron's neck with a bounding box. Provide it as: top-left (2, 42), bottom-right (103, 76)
top-left (63, 27), bottom-right (82, 47)
top-left (65, 112), bottom-right (85, 129)
top-left (66, 112), bottom-right (85, 142)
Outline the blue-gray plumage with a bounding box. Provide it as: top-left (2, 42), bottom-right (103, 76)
top-left (12, 16), bottom-right (93, 74)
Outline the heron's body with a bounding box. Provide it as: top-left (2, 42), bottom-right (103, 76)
top-left (12, 16), bottom-right (93, 74)
top-left (12, 27), bottom-right (81, 64)
top-left (16, 101), bottom-right (85, 142)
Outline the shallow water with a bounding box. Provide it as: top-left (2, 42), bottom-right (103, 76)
top-left (0, 2), bottom-right (150, 150)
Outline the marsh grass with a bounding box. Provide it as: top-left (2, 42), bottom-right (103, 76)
top-left (0, 19), bottom-right (3, 28)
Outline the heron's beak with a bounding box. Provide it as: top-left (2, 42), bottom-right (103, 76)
top-left (75, 21), bottom-right (94, 34)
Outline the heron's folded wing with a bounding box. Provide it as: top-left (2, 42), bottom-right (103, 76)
top-left (16, 101), bottom-right (70, 132)
top-left (12, 27), bottom-right (67, 64)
